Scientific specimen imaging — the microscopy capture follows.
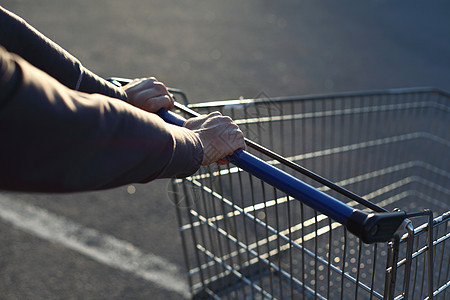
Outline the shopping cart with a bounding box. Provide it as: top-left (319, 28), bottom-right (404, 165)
top-left (166, 88), bottom-right (449, 300)
top-left (109, 79), bottom-right (449, 299)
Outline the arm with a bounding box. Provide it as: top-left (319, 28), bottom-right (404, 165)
top-left (0, 5), bottom-right (126, 100)
top-left (0, 46), bottom-right (203, 192)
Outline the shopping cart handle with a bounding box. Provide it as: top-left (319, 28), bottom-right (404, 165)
top-left (156, 108), bottom-right (186, 126)
top-left (227, 147), bottom-right (407, 244)
top-left (346, 210), bottom-right (407, 243)
top-left (157, 109), bottom-right (407, 243)
top-left (106, 77), bottom-right (405, 242)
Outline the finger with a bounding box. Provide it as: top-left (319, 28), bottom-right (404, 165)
top-left (208, 111), bottom-right (222, 117)
top-left (201, 114), bottom-right (232, 129)
top-left (153, 82), bottom-right (170, 96)
top-left (142, 95), bottom-right (174, 112)
top-left (141, 77), bottom-right (158, 88)
top-left (126, 77), bottom-right (156, 90)
top-left (224, 127), bottom-right (246, 151)
top-left (184, 111), bottom-right (225, 130)
top-left (139, 88), bottom-right (164, 101)
top-left (183, 113), bottom-right (212, 130)
top-left (140, 82), bottom-right (173, 105)
top-left (123, 78), bottom-right (157, 101)
top-left (217, 128), bottom-right (244, 157)
top-left (136, 81), bottom-right (168, 98)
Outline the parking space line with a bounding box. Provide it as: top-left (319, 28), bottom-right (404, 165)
top-left (0, 194), bottom-right (189, 298)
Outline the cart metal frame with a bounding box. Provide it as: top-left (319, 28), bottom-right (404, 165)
top-left (170, 87), bottom-right (449, 300)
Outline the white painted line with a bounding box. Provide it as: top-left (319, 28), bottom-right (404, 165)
top-left (0, 194), bottom-right (189, 298)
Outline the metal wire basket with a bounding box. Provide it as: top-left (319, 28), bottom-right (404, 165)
top-left (170, 87), bottom-right (449, 299)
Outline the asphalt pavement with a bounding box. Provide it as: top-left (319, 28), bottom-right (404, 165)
top-left (1, 0), bottom-right (449, 299)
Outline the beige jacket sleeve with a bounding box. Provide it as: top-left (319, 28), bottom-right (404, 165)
top-left (0, 47), bottom-right (203, 192)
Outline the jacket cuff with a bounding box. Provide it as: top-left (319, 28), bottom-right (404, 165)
top-left (158, 124), bottom-right (203, 178)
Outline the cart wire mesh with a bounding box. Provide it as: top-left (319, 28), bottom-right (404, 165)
top-left (170, 88), bottom-right (450, 299)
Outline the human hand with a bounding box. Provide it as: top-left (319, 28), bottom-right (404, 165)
top-left (184, 112), bottom-right (245, 165)
top-left (122, 77), bottom-right (174, 113)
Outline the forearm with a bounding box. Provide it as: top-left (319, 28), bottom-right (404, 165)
top-left (0, 5), bottom-right (126, 100)
top-left (0, 47), bottom-right (203, 192)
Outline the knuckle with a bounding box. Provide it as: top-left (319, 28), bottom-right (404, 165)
top-left (153, 82), bottom-right (163, 88)
top-left (142, 79), bottom-right (156, 89)
top-left (156, 84), bottom-right (168, 93)
top-left (146, 77), bottom-right (157, 84)
top-left (163, 95), bottom-right (173, 104)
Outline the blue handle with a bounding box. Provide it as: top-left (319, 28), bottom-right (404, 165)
top-left (228, 149), bottom-right (354, 225)
top-left (157, 109), bottom-right (186, 126)
top-left (156, 108), bottom-right (407, 243)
